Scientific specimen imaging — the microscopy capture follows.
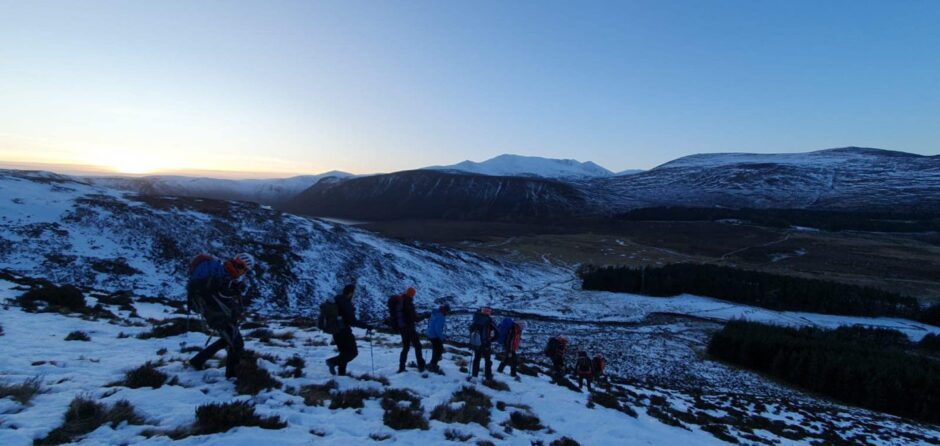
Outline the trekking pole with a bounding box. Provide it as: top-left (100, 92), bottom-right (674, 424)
top-left (369, 331), bottom-right (375, 375)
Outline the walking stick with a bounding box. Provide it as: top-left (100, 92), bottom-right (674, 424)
top-left (369, 331), bottom-right (375, 375)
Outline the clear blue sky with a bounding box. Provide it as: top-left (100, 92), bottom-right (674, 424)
top-left (1, 0), bottom-right (938, 176)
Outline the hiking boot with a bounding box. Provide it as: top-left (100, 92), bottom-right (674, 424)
top-left (187, 359), bottom-right (206, 371)
top-left (397, 366), bottom-right (406, 374)
top-left (326, 359), bottom-right (337, 376)
top-left (418, 363), bottom-right (426, 373)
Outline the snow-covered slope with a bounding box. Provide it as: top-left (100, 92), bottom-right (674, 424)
top-left (425, 154), bottom-right (615, 179)
top-left (590, 147), bottom-right (940, 213)
top-left (88, 171), bottom-right (353, 207)
top-left (0, 169), bottom-right (567, 311)
top-left (1, 281), bottom-right (936, 445)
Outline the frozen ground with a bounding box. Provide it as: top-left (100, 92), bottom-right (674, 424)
top-left (2, 169), bottom-right (940, 444)
top-left (1, 280), bottom-right (938, 445)
top-left (0, 281), bottom-right (725, 446)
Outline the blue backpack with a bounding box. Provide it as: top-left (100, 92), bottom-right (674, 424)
top-left (186, 254), bottom-right (226, 317)
top-left (495, 317), bottom-right (514, 344)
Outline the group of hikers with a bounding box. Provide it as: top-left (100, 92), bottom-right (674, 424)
top-left (184, 253), bottom-right (606, 391)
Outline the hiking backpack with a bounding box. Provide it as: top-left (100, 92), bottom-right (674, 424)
top-left (469, 313), bottom-right (492, 348)
top-left (577, 356), bottom-right (593, 376)
top-left (186, 253), bottom-right (220, 316)
top-left (495, 317), bottom-right (513, 344)
top-left (318, 299), bottom-right (342, 334)
top-left (386, 295), bottom-right (402, 329)
top-left (509, 322), bottom-right (523, 352)
top-left (545, 336), bottom-right (567, 357)
top-left (189, 253), bottom-right (214, 276)
top-left (592, 354), bottom-right (605, 376)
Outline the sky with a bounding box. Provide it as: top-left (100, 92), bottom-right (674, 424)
top-left (0, 0), bottom-right (938, 177)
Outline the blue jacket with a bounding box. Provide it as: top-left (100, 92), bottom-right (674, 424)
top-left (425, 309), bottom-right (446, 340)
top-left (191, 259), bottom-right (226, 281)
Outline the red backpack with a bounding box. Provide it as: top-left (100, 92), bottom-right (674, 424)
top-left (592, 354), bottom-right (605, 376)
top-left (509, 323), bottom-right (523, 352)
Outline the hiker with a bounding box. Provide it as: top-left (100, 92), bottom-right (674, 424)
top-left (425, 303), bottom-right (450, 374)
top-left (392, 287), bottom-right (426, 373)
top-left (326, 284), bottom-right (373, 376)
top-left (544, 335), bottom-right (568, 381)
top-left (575, 351), bottom-right (594, 391)
top-left (592, 353), bottom-right (606, 384)
top-left (186, 253), bottom-right (254, 379)
top-left (470, 307), bottom-right (498, 380)
top-left (496, 318), bottom-right (524, 378)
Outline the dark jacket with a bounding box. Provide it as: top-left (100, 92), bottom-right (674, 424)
top-left (398, 296), bottom-right (419, 329)
top-left (335, 294), bottom-right (370, 333)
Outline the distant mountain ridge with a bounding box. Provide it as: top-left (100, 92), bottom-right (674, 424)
top-left (594, 146), bottom-right (940, 213)
top-left (88, 171), bottom-right (352, 206)
top-left (26, 146), bottom-right (938, 222)
top-left (285, 147), bottom-right (939, 221)
top-left (283, 169), bottom-right (588, 221)
top-left (424, 154), bottom-right (616, 179)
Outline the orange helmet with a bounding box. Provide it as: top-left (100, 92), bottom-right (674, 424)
top-left (405, 287), bottom-right (416, 298)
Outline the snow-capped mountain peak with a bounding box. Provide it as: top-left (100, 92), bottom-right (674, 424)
top-left (424, 154), bottom-right (615, 179)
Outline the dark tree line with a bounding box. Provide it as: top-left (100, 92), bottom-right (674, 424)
top-left (707, 320), bottom-right (940, 424)
top-left (615, 206), bottom-right (940, 232)
top-left (580, 263), bottom-right (923, 319)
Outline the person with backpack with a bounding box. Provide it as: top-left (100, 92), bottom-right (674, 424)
top-left (392, 287), bottom-right (426, 373)
top-left (496, 318), bottom-right (524, 378)
top-left (469, 307), bottom-right (498, 380)
top-left (325, 284), bottom-right (373, 376)
top-left (186, 252), bottom-right (254, 379)
top-left (425, 303), bottom-right (450, 374)
top-left (575, 351), bottom-right (594, 392)
top-left (592, 353), bottom-right (606, 384)
top-left (544, 335), bottom-right (568, 381)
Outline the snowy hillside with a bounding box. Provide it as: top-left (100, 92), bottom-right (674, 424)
top-left (284, 169), bottom-right (590, 222)
top-left (0, 169), bottom-right (568, 311)
top-left (289, 147), bottom-right (939, 222)
top-left (590, 147), bottom-right (940, 213)
top-left (425, 154), bottom-right (615, 179)
top-left (1, 280), bottom-right (937, 445)
top-left (88, 172), bottom-right (353, 207)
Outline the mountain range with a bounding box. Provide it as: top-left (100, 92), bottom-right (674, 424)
top-left (1, 157), bottom-right (939, 445)
top-left (424, 154), bottom-right (627, 179)
top-left (88, 171), bottom-right (352, 207)
top-left (61, 147), bottom-right (940, 221)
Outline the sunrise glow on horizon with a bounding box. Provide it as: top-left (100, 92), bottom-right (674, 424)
top-left (1, 1), bottom-right (938, 178)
